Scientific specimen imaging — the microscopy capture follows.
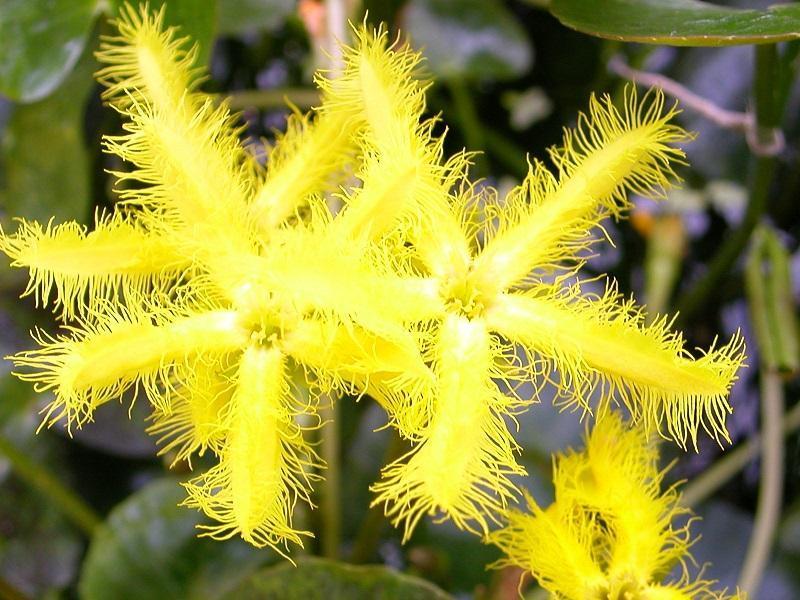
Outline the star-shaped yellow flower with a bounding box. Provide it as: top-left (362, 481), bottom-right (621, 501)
top-left (0, 4), bottom-right (744, 555)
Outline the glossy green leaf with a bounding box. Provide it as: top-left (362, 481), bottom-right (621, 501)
top-left (0, 0), bottom-right (97, 102)
top-left (0, 50), bottom-right (95, 224)
top-left (217, 0), bottom-right (294, 36)
top-left (79, 478), bottom-right (272, 600)
top-left (220, 557), bottom-right (453, 600)
top-left (404, 0), bottom-right (533, 80)
top-left (550, 0), bottom-right (800, 46)
top-left (108, 0), bottom-right (218, 66)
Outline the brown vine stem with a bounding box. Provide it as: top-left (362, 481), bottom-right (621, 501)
top-left (607, 55), bottom-right (784, 157)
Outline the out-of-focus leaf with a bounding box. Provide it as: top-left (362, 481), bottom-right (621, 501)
top-left (108, 0), bottom-right (218, 66)
top-left (78, 477), bottom-right (272, 600)
top-left (0, 49), bottom-right (95, 224)
top-left (403, 0), bottom-right (533, 80)
top-left (550, 0), bottom-right (800, 46)
top-left (0, 412), bottom-right (83, 597)
top-left (70, 394), bottom-right (156, 458)
top-left (217, 0), bottom-right (294, 35)
top-left (0, 373), bottom-right (34, 425)
top-left (220, 557), bottom-right (453, 600)
top-left (0, 0), bottom-right (97, 102)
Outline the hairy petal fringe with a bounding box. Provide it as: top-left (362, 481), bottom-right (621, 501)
top-left (471, 87), bottom-right (691, 298)
top-left (485, 286), bottom-right (745, 448)
top-left (181, 345), bottom-right (319, 555)
top-left (371, 315), bottom-right (525, 540)
top-left (0, 214), bottom-right (184, 319)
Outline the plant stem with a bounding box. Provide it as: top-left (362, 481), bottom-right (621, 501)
top-left (675, 44), bottom-right (780, 323)
top-left (680, 399), bottom-right (800, 508)
top-left (447, 78), bottom-right (488, 177)
top-left (319, 398), bottom-right (341, 559)
top-left (0, 433), bottom-right (100, 537)
top-left (350, 431), bottom-right (408, 563)
top-left (738, 369), bottom-right (785, 596)
top-left (225, 88), bottom-right (320, 111)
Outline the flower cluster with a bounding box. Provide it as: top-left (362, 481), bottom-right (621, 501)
top-left (490, 413), bottom-right (742, 599)
top-left (0, 4), bottom-right (744, 557)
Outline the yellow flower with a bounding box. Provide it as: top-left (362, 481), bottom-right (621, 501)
top-left (488, 412), bottom-right (743, 599)
top-left (0, 2), bottom-right (745, 554)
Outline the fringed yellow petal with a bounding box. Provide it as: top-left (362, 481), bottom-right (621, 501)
top-left (104, 100), bottom-right (254, 259)
top-left (281, 317), bottom-right (434, 436)
top-left (0, 214), bottom-right (184, 318)
top-left (485, 287), bottom-right (745, 447)
top-left (371, 315), bottom-right (523, 540)
top-left (489, 494), bottom-right (608, 598)
top-left (95, 3), bottom-right (201, 114)
top-left (182, 345), bottom-right (318, 555)
top-left (11, 308), bottom-right (249, 430)
top-left (555, 414), bottom-right (690, 586)
top-left (261, 228), bottom-right (444, 336)
top-left (319, 26), bottom-right (471, 274)
top-left (316, 26), bottom-right (426, 151)
top-left (470, 87), bottom-right (690, 298)
top-left (147, 358), bottom-right (236, 465)
top-left (97, 4), bottom-right (255, 286)
top-left (489, 413), bottom-right (731, 600)
top-left (249, 110), bottom-right (357, 233)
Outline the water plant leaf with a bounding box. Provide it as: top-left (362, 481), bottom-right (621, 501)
top-left (217, 0), bottom-right (294, 35)
top-left (0, 51), bottom-right (94, 224)
top-left (78, 478), bottom-right (272, 600)
top-left (404, 0), bottom-right (533, 80)
top-left (219, 557), bottom-right (453, 600)
top-left (109, 0), bottom-right (218, 66)
top-left (0, 0), bottom-right (97, 102)
top-left (550, 0), bottom-right (800, 46)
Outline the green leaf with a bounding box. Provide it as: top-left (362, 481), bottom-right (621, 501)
top-left (0, 49), bottom-right (95, 224)
top-left (108, 0), bottom-right (219, 66)
top-left (404, 0), bottom-right (533, 80)
top-left (217, 0), bottom-right (294, 36)
top-left (550, 0), bottom-right (800, 46)
top-left (220, 557), bottom-right (453, 600)
top-left (78, 478), bottom-right (272, 600)
top-left (0, 0), bottom-right (98, 102)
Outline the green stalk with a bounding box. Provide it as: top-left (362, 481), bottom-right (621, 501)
top-left (675, 44), bottom-right (781, 323)
top-left (0, 433), bottom-right (100, 537)
top-left (447, 78), bottom-right (488, 176)
top-left (319, 399), bottom-right (341, 559)
top-left (350, 431), bottom-right (408, 563)
top-left (680, 400), bottom-right (800, 508)
top-left (225, 88), bottom-right (320, 111)
top-left (738, 369), bottom-right (784, 596)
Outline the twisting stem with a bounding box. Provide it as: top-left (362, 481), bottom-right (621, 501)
top-left (0, 433), bottom-right (101, 536)
top-left (447, 78), bottom-right (488, 176)
top-left (738, 370), bottom-right (784, 596)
